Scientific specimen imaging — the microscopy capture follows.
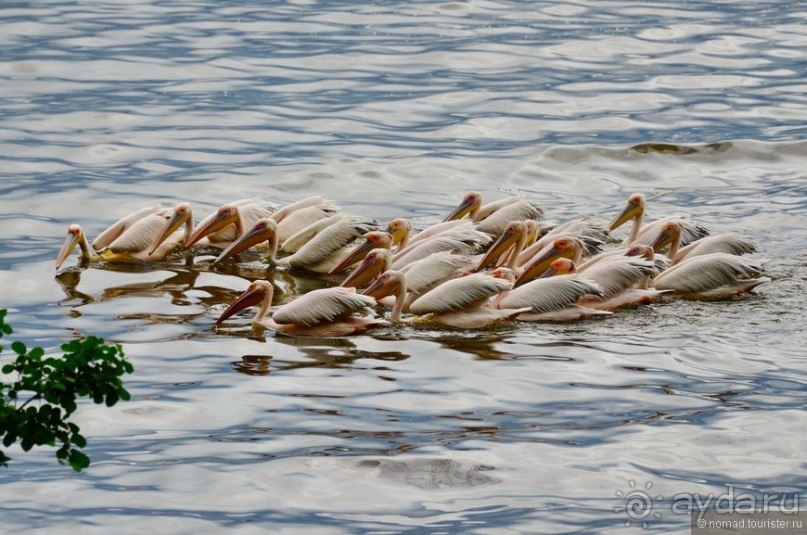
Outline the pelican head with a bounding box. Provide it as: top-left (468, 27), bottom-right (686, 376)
top-left (444, 191), bottom-right (482, 222)
top-left (609, 193), bottom-right (645, 231)
top-left (214, 218), bottom-right (278, 265)
top-left (149, 202), bottom-right (192, 254)
top-left (186, 204), bottom-right (239, 249)
top-left (490, 266), bottom-right (516, 284)
top-left (56, 224), bottom-right (90, 270)
top-left (650, 221), bottom-right (682, 253)
top-left (363, 269), bottom-right (403, 300)
top-left (216, 280), bottom-right (273, 325)
top-left (539, 258), bottom-right (576, 278)
top-left (474, 220), bottom-right (525, 272)
top-left (625, 244), bottom-right (655, 261)
top-left (328, 231), bottom-right (393, 275)
top-left (515, 237), bottom-right (582, 287)
top-left (340, 248), bottom-right (392, 288)
top-left (384, 218), bottom-right (412, 247)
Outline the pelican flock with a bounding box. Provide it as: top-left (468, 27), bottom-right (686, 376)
top-left (57, 191), bottom-right (770, 337)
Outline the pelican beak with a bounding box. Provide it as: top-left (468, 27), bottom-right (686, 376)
top-left (538, 266), bottom-right (558, 279)
top-left (474, 225), bottom-right (519, 272)
top-left (650, 229), bottom-right (673, 253)
top-left (150, 209), bottom-right (188, 255)
top-left (609, 200), bottom-right (641, 231)
top-left (340, 252), bottom-right (384, 288)
top-left (514, 245), bottom-right (563, 286)
top-left (186, 208), bottom-right (237, 248)
top-left (56, 230), bottom-right (81, 270)
top-left (214, 223), bottom-right (273, 264)
top-left (363, 276), bottom-right (391, 299)
top-left (443, 196), bottom-right (478, 222)
top-left (328, 238), bottom-right (376, 275)
top-left (216, 287), bottom-right (264, 325)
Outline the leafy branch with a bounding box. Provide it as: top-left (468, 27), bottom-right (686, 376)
top-left (0, 309), bottom-right (134, 471)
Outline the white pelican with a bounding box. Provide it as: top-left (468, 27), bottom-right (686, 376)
top-left (356, 251), bottom-right (475, 310)
top-left (183, 199), bottom-right (275, 249)
top-left (514, 236), bottom-right (601, 287)
top-left (541, 257), bottom-right (667, 310)
top-left (474, 220), bottom-right (530, 272)
top-left (269, 196), bottom-right (342, 244)
top-left (365, 270), bottom-right (528, 329)
top-left (492, 268), bottom-right (610, 321)
top-left (649, 220), bottom-right (757, 265)
top-left (652, 253), bottom-right (770, 299)
top-left (215, 280), bottom-right (385, 337)
top-left (609, 193), bottom-right (709, 246)
top-left (57, 206), bottom-right (184, 269)
top-left (215, 215), bottom-right (377, 273)
top-left (340, 248), bottom-right (392, 289)
top-left (326, 231), bottom-right (394, 275)
top-left (148, 198), bottom-right (273, 254)
top-left (515, 218), bottom-right (606, 268)
top-left (390, 221), bottom-right (490, 270)
top-left (444, 191), bottom-right (544, 237)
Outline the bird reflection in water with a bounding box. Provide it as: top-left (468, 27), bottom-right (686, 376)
top-left (228, 336), bottom-right (410, 377)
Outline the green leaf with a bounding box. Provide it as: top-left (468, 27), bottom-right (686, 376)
top-left (11, 341), bottom-right (26, 356)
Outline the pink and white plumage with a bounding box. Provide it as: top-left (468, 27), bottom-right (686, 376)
top-left (215, 280), bottom-right (384, 337)
top-left (652, 253), bottom-right (769, 298)
top-left (364, 270), bottom-right (528, 329)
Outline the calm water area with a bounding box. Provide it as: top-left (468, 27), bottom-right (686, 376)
top-left (1, 1), bottom-right (805, 533)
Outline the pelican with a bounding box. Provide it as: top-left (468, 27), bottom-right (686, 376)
top-left (183, 199), bottom-right (275, 249)
top-left (269, 196), bottom-right (342, 244)
top-left (515, 236), bottom-right (602, 287)
top-left (609, 193), bottom-right (709, 246)
top-left (340, 248), bottom-right (393, 289)
top-left (515, 218), bottom-right (606, 268)
top-left (149, 198), bottom-right (273, 254)
top-left (540, 257), bottom-right (667, 310)
top-left (365, 270), bottom-right (529, 329)
top-left (215, 280), bottom-right (385, 337)
top-left (390, 221), bottom-right (490, 270)
top-left (214, 215), bottom-right (377, 273)
top-left (649, 221), bottom-right (757, 265)
top-left (652, 253), bottom-right (770, 299)
top-left (473, 220), bottom-right (530, 272)
top-left (326, 231), bottom-right (394, 274)
top-left (356, 251), bottom-right (474, 310)
top-left (57, 206), bottom-right (184, 269)
top-left (492, 268), bottom-right (611, 321)
top-left (444, 191), bottom-right (544, 237)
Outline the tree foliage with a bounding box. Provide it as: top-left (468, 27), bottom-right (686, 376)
top-left (0, 309), bottom-right (133, 471)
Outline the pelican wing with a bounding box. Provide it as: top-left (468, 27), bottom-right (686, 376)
top-left (654, 253), bottom-right (766, 294)
top-left (392, 227), bottom-right (490, 270)
top-left (400, 252), bottom-right (475, 295)
top-left (499, 275), bottom-right (604, 314)
top-left (474, 199), bottom-right (543, 237)
top-left (92, 205), bottom-right (163, 250)
top-left (275, 202), bottom-right (341, 242)
top-left (405, 220), bottom-right (468, 247)
top-left (580, 258), bottom-right (656, 297)
top-left (283, 217), bottom-right (376, 269)
top-left (273, 287), bottom-right (377, 326)
top-left (108, 211), bottom-right (172, 254)
top-left (280, 213), bottom-right (345, 253)
top-left (409, 274), bottom-right (511, 315)
top-left (673, 233), bottom-right (757, 264)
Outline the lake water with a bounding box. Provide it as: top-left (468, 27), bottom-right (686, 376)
top-left (1, 1), bottom-right (805, 533)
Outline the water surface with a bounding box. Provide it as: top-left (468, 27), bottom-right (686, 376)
top-left (1, 1), bottom-right (805, 533)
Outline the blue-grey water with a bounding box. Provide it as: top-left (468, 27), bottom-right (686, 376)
top-left (1, 1), bottom-right (805, 534)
